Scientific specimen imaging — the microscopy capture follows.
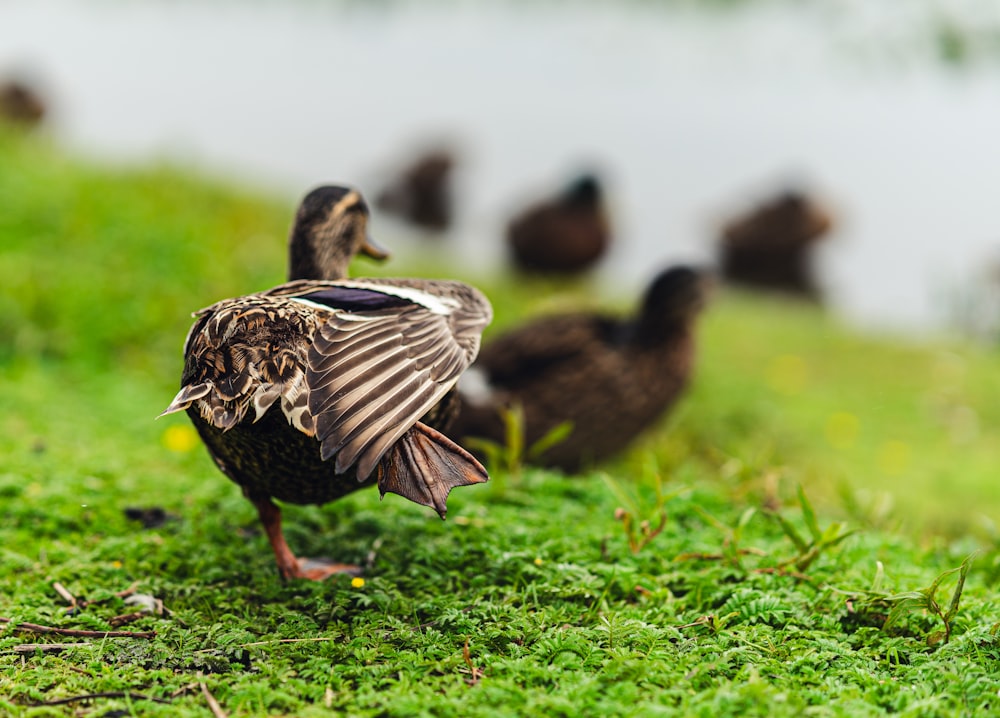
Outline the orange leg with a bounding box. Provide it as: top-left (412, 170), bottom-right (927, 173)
top-left (251, 497), bottom-right (361, 581)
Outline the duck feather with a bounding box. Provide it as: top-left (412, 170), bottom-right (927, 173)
top-left (166, 278), bottom-right (489, 480)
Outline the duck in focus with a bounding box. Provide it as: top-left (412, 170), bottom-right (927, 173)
top-left (506, 173), bottom-right (611, 275)
top-left (451, 266), bottom-right (708, 472)
top-left (162, 186), bottom-right (492, 580)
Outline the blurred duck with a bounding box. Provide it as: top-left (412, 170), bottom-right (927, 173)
top-left (718, 189), bottom-right (834, 300)
top-left (376, 149), bottom-right (455, 231)
top-left (0, 79), bottom-right (46, 127)
top-left (506, 173), bottom-right (611, 275)
top-left (162, 186), bottom-right (492, 580)
top-left (451, 266), bottom-right (708, 471)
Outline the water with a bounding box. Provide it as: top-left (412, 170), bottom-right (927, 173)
top-left (4, 0), bottom-right (1000, 333)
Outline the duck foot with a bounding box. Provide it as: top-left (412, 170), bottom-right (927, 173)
top-left (252, 496), bottom-right (360, 581)
top-left (296, 558), bottom-right (363, 581)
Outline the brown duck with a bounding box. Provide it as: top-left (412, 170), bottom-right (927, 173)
top-left (719, 189), bottom-right (834, 300)
top-left (162, 186), bottom-right (492, 580)
top-left (0, 78), bottom-right (46, 127)
top-left (451, 266), bottom-right (708, 471)
top-left (506, 173), bottom-right (611, 275)
top-left (376, 148), bottom-right (455, 231)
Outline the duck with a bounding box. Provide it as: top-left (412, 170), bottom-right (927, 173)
top-left (506, 173), bottom-right (611, 275)
top-left (451, 266), bottom-right (708, 472)
top-left (0, 78), bottom-right (46, 127)
top-left (376, 148), bottom-right (455, 231)
top-left (161, 186), bottom-right (492, 580)
top-left (718, 189), bottom-right (834, 300)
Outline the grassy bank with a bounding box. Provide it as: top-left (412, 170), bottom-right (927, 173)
top-left (1, 129), bottom-right (999, 716)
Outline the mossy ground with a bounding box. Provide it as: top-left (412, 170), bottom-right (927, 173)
top-left (2, 129), bottom-right (999, 716)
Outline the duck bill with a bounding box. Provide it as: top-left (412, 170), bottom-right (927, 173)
top-left (361, 234), bottom-right (390, 261)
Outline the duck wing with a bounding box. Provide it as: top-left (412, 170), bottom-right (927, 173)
top-left (294, 279), bottom-right (492, 479)
top-left (162, 278), bottom-right (492, 488)
top-left (160, 295), bottom-right (318, 432)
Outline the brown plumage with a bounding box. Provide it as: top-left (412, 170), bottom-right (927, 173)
top-left (0, 79), bottom-right (46, 127)
top-left (451, 266), bottom-right (708, 471)
top-left (719, 190), bottom-right (834, 300)
top-left (506, 173), bottom-right (611, 275)
top-left (376, 149), bottom-right (455, 231)
top-left (162, 186), bottom-right (492, 580)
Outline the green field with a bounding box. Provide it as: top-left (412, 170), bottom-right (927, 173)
top-left (2, 128), bottom-right (999, 716)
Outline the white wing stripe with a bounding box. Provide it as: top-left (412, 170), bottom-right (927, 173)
top-left (326, 280), bottom-right (459, 315)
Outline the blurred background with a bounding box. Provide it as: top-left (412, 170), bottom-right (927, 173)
top-left (3, 0), bottom-right (1000, 536)
top-left (4, 0), bottom-right (1000, 333)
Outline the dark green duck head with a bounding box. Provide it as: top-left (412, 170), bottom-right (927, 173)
top-left (634, 266), bottom-right (711, 345)
top-left (288, 185), bottom-right (390, 281)
top-left (559, 173), bottom-right (603, 209)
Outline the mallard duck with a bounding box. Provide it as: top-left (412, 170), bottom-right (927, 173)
top-left (506, 173), bottom-right (611, 274)
top-left (451, 266), bottom-right (708, 471)
top-left (719, 189), bottom-right (834, 300)
top-left (162, 186), bottom-right (492, 580)
top-left (0, 79), bottom-right (46, 127)
top-left (376, 149), bottom-right (455, 231)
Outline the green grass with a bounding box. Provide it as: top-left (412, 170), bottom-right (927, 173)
top-left (2, 128), bottom-right (1000, 716)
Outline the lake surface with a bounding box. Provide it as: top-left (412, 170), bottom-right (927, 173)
top-left (4, 0), bottom-right (1000, 334)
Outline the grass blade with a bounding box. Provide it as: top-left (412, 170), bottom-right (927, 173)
top-left (797, 485), bottom-right (821, 543)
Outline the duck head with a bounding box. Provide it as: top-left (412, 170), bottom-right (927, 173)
top-left (560, 173), bottom-right (603, 209)
top-left (288, 185), bottom-right (390, 281)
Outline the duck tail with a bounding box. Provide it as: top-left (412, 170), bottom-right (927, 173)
top-left (376, 422), bottom-right (489, 518)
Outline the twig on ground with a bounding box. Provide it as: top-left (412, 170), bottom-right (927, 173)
top-left (52, 582), bottom-right (78, 609)
top-left (674, 547), bottom-right (767, 562)
top-left (28, 691), bottom-right (171, 706)
top-left (461, 638), bottom-right (484, 686)
top-left (201, 682), bottom-right (229, 718)
top-left (109, 611), bottom-right (148, 627)
top-left (170, 682), bottom-right (201, 698)
top-left (11, 643), bottom-right (90, 654)
top-left (64, 581), bottom-right (140, 613)
top-left (0, 616), bottom-right (155, 639)
top-left (114, 582), bottom-right (140, 599)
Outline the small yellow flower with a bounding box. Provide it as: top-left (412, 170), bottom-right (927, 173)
top-left (112, 560), bottom-right (123, 569)
top-left (533, 557), bottom-right (543, 567)
top-left (351, 577), bottom-right (365, 588)
top-left (162, 424), bottom-right (198, 453)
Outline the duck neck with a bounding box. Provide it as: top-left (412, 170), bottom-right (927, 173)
top-left (287, 227), bottom-right (353, 281)
top-left (631, 313), bottom-right (688, 349)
